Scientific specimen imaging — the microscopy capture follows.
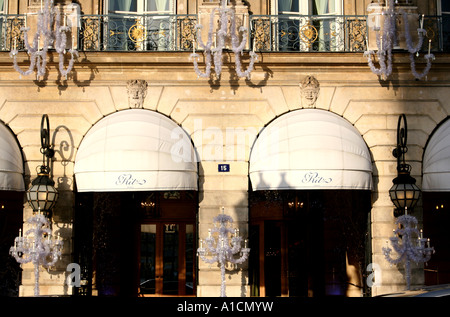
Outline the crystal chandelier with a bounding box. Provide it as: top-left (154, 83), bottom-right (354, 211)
top-left (197, 207), bottom-right (250, 297)
top-left (10, 211), bottom-right (64, 296)
top-left (382, 208), bottom-right (434, 290)
top-left (364, 0), bottom-right (434, 80)
top-left (190, 0), bottom-right (258, 79)
top-left (10, 0), bottom-right (78, 80)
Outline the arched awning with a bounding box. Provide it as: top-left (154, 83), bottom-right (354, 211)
top-left (423, 119), bottom-right (450, 192)
top-left (74, 109), bottom-right (198, 192)
top-left (249, 109), bottom-right (373, 191)
top-left (0, 123), bottom-right (24, 191)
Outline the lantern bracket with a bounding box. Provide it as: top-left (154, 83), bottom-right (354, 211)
top-left (392, 113), bottom-right (409, 173)
top-left (389, 114), bottom-right (421, 217)
top-left (40, 114), bottom-right (54, 167)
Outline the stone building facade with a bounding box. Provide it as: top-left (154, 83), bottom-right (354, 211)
top-left (0, 0), bottom-right (449, 297)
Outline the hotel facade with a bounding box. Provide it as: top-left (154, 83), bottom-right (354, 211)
top-left (0, 0), bottom-right (449, 297)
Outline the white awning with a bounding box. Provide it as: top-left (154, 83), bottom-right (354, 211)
top-left (423, 119), bottom-right (450, 192)
top-left (74, 109), bottom-right (198, 192)
top-left (0, 123), bottom-right (24, 191)
top-left (249, 109), bottom-right (373, 191)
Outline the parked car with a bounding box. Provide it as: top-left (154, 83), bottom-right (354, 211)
top-left (377, 284), bottom-right (450, 297)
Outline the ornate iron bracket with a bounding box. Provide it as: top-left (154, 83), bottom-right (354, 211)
top-left (40, 114), bottom-right (54, 172)
top-left (392, 113), bottom-right (409, 173)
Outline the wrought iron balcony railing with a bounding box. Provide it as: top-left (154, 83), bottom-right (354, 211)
top-left (0, 13), bottom-right (449, 53)
top-left (250, 14), bottom-right (450, 53)
top-left (250, 15), bottom-right (368, 52)
top-left (0, 13), bottom-right (198, 52)
top-left (79, 14), bottom-right (197, 51)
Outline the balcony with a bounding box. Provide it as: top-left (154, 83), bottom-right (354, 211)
top-left (0, 13), bottom-right (449, 53)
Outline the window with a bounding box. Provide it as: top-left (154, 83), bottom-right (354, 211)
top-left (146, 0), bottom-right (172, 14)
top-left (108, 0), bottom-right (138, 13)
top-left (275, 0), bottom-right (341, 15)
top-left (108, 0), bottom-right (173, 14)
top-left (423, 192), bottom-right (450, 285)
top-left (0, 0), bottom-right (6, 14)
top-left (0, 0), bottom-right (9, 50)
top-left (0, 191), bottom-right (23, 296)
top-left (106, 0), bottom-right (176, 51)
top-left (273, 0), bottom-right (343, 51)
top-left (438, 0), bottom-right (450, 51)
top-left (441, 1), bottom-right (450, 14)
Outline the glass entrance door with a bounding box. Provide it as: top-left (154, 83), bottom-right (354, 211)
top-left (250, 220), bottom-right (312, 297)
top-left (249, 190), bottom-right (371, 297)
top-left (139, 223), bottom-right (195, 296)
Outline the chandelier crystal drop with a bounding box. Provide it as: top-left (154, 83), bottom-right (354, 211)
top-left (190, 0), bottom-right (258, 80)
top-left (364, 0), bottom-right (434, 80)
top-left (10, 0), bottom-right (78, 80)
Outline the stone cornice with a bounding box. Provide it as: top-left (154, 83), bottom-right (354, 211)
top-left (3, 51), bottom-right (450, 66)
top-left (1, 51), bottom-right (450, 85)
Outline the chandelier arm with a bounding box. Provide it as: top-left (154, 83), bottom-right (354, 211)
top-left (230, 237), bottom-right (242, 252)
top-left (234, 51), bottom-right (258, 79)
top-left (194, 28), bottom-right (209, 50)
top-left (58, 50), bottom-right (79, 78)
top-left (235, 29), bottom-right (249, 53)
top-left (383, 11), bottom-right (396, 50)
top-left (199, 254), bottom-right (219, 264)
top-left (196, 8), bottom-right (217, 50)
top-left (409, 53), bottom-right (434, 80)
top-left (40, 6), bottom-right (54, 49)
top-left (42, 251), bottom-right (60, 267)
top-left (365, 29), bottom-right (391, 77)
top-left (191, 8), bottom-right (217, 78)
top-left (228, 253), bottom-right (249, 264)
top-left (212, 7), bottom-right (229, 77)
top-left (54, 30), bottom-right (67, 55)
top-left (400, 10), bottom-right (425, 54)
top-left (230, 19), bottom-right (259, 79)
top-left (389, 238), bottom-right (405, 255)
top-left (229, 10), bottom-right (246, 53)
top-left (191, 52), bottom-right (212, 78)
top-left (36, 51), bottom-right (49, 79)
top-left (10, 52), bottom-right (37, 76)
top-left (365, 51), bottom-right (387, 77)
top-left (22, 27), bottom-right (40, 53)
top-left (9, 247), bottom-right (32, 264)
top-left (383, 246), bottom-right (404, 265)
top-left (54, 11), bottom-right (65, 52)
top-left (205, 239), bottom-right (216, 252)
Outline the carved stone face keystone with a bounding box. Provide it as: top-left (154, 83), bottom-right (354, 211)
top-left (127, 79), bottom-right (148, 108)
top-left (300, 75), bottom-right (320, 107)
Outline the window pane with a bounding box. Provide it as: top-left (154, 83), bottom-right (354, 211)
top-left (147, 0), bottom-right (170, 12)
top-left (278, 0), bottom-right (298, 13)
top-left (314, 0), bottom-right (339, 14)
top-left (109, 0), bottom-right (137, 12)
top-left (163, 224), bottom-right (179, 295)
top-left (185, 224), bottom-right (194, 295)
top-left (443, 2), bottom-right (450, 13)
top-left (140, 224), bottom-right (156, 295)
top-left (264, 221), bottom-right (281, 297)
